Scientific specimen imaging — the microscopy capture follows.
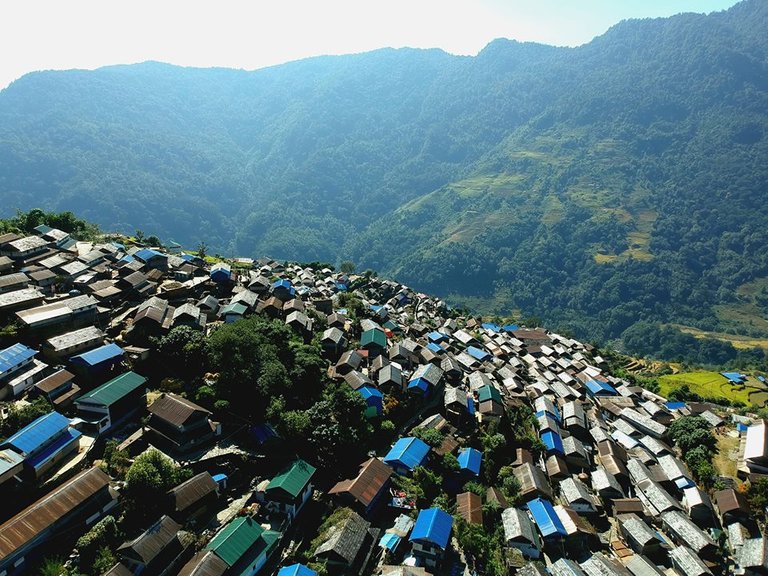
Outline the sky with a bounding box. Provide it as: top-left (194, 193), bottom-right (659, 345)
top-left (0, 0), bottom-right (742, 90)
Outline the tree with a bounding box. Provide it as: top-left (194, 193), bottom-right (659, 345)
top-left (196, 241), bottom-right (208, 259)
top-left (747, 478), bottom-right (768, 522)
top-left (153, 325), bottom-right (208, 379)
top-left (340, 261), bottom-right (356, 274)
top-left (101, 440), bottom-right (130, 479)
top-left (669, 416), bottom-right (716, 453)
top-left (134, 229), bottom-right (145, 243)
top-left (124, 449), bottom-right (191, 525)
top-left (76, 515), bottom-right (122, 572)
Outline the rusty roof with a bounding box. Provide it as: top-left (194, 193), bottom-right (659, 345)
top-left (714, 488), bottom-right (750, 515)
top-left (329, 458), bottom-right (392, 507)
top-left (0, 467), bottom-right (111, 561)
top-left (456, 492), bottom-right (483, 525)
top-left (169, 472), bottom-right (218, 513)
top-left (34, 368), bottom-right (76, 394)
top-left (148, 393), bottom-right (210, 428)
top-left (177, 550), bottom-right (228, 576)
top-left (117, 515), bottom-right (181, 565)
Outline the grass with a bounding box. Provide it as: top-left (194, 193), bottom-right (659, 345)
top-left (713, 434), bottom-right (741, 481)
top-left (672, 324), bottom-right (768, 351)
top-left (658, 370), bottom-right (768, 406)
top-left (541, 195), bottom-right (565, 225)
top-left (447, 173), bottom-right (525, 199)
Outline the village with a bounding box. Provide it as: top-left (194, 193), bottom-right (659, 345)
top-left (1, 223), bottom-right (768, 576)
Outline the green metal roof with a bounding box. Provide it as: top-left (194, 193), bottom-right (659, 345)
top-left (477, 384), bottom-right (502, 404)
top-left (76, 371), bottom-right (147, 407)
top-left (360, 328), bottom-right (387, 349)
top-left (266, 459), bottom-right (316, 499)
top-left (207, 517), bottom-right (265, 567)
top-left (232, 531), bottom-right (280, 576)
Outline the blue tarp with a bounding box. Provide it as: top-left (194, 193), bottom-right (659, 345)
top-left (134, 248), bottom-right (166, 262)
top-left (250, 423), bottom-right (278, 444)
top-left (502, 324), bottom-right (520, 332)
top-left (737, 423), bottom-right (749, 432)
top-left (410, 508), bottom-right (453, 549)
top-left (666, 401), bottom-right (687, 411)
top-left (70, 343), bottom-right (124, 368)
top-left (721, 372), bottom-right (747, 383)
top-left (540, 431), bottom-right (564, 455)
top-left (0, 343), bottom-right (36, 377)
top-left (527, 498), bottom-right (567, 538)
top-left (379, 533), bottom-right (401, 552)
top-left (457, 447), bottom-right (482, 476)
top-left (2, 411), bottom-right (71, 455)
top-left (383, 437), bottom-right (430, 472)
top-left (585, 379), bottom-right (617, 396)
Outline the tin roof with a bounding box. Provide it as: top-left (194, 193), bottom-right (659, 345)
top-left (1, 411), bottom-right (71, 456)
top-left (410, 508), bottom-right (452, 549)
top-left (383, 437), bottom-right (430, 472)
top-left (76, 371), bottom-right (147, 407)
top-left (266, 459), bottom-right (316, 499)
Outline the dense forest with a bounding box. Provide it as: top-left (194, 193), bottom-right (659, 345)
top-left (1, 0), bottom-right (767, 362)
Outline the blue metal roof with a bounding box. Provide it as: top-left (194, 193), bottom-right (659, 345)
top-left (502, 324), bottom-right (520, 332)
top-left (134, 248), bottom-right (166, 262)
top-left (427, 342), bottom-right (444, 354)
top-left (278, 565), bottom-right (317, 576)
top-left (70, 343), bottom-right (124, 367)
top-left (272, 279), bottom-right (294, 292)
top-left (481, 323), bottom-right (500, 333)
top-left (383, 437), bottom-right (430, 472)
top-left (457, 447), bottom-right (482, 476)
top-left (27, 428), bottom-right (81, 470)
top-left (466, 346), bottom-right (491, 362)
top-left (119, 255), bottom-right (135, 263)
top-left (585, 379), bottom-right (617, 396)
top-left (541, 431), bottom-right (564, 455)
top-left (0, 343), bottom-right (36, 376)
top-left (527, 498), bottom-right (567, 538)
top-left (428, 331), bottom-right (448, 343)
top-left (358, 386), bottom-right (383, 400)
top-left (1, 411), bottom-right (71, 456)
top-left (410, 508), bottom-right (453, 549)
top-left (721, 372), bottom-right (746, 383)
top-left (407, 377), bottom-right (429, 392)
top-left (737, 423), bottom-right (749, 432)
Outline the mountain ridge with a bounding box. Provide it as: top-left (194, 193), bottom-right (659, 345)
top-left (1, 0), bottom-right (767, 360)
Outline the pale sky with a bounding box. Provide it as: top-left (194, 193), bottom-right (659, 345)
top-left (0, 0), bottom-right (742, 90)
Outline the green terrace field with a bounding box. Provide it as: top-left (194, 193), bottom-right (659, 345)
top-left (658, 371), bottom-right (768, 407)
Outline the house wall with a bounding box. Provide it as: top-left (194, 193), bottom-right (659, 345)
top-left (507, 539), bottom-right (541, 560)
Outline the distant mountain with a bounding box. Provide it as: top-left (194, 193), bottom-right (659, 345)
top-left (1, 0), bottom-right (767, 360)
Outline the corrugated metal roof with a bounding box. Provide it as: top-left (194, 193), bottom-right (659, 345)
top-left (1, 411), bottom-right (71, 456)
top-left (0, 343), bottom-right (36, 376)
top-left (70, 343), bottom-right (123, 367)
top-left (329, 457), bottom-right (392, 507)
top-left (457, 448), bottom-right (482, 475)
top-left (383, 437), bottom-right (430, 472)
top-left (278, 564), bottom-right (317, 576)
top-left (118, 515), bottom-right (181, 564)
top-left (170, 472), bottom-right (218, 513)
top-left (266, 459), bottom-right (316, 499)
top-left (206, 516), bottom-right (264, 567)
top-left (527, 498), bottom-right (567, 538)
top-left (76, 371), bottom-right (147, 407)
top-left (541, 431), bottom-right (564, 455)
top-left (0, 467), bottom-right (111, 561)
top-left (178, 551), bottom-right (228, 576)
top-left (148, 393), bottom-right (210, 428)
top-left (410, 508), bottom-right (452, 549)
top-left (456, 491), bottom-right (483, 525)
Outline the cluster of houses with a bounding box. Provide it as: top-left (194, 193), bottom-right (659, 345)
top-left (0, 225), bottom-right (767, 576)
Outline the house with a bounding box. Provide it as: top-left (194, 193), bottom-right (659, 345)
top-left (0, 467), bottom-right (118, 574)
top-left (560, 477), bottom-right (598, 514)
top-left (117, 515), bottom-right (191, 576)
top-left (581, 553), bottom-right (634, 576)
top-left (585, 379), bottom-right (618, 398)
top-left (618, 513), bottom-right (663, 556)
top-left (344, 370), bottom-right (373, 391)
top-left (409, 508), bottom-right (453, 569)
top-left (203, 517), bottom-right (280, 576)
top-left (271, 279), bottom-right (295, 301)
top-left (167, 472), bottom-right (220, 523)
top-left (0, 343), bottom-right (37, 382)
top-left (554, 505), bottom-right (598, 556)
top-left (33, 368), bottom-right (80, 409)
top-left (683, 486), bottom-right (716, 528)
top-left (147, 393), bottom-right (221, 454)
top-left (456, 491), bottom-right (483, 525)
top-left (313, 509), bottom-right (372, 570)
top-left (134, 249), bottom-right (168, 272)
top-left (527, 498), bottom-right (567, 544)
top-left (74, 371), bottom-right (148, 433)
top-left (329, 458), bottom-right (392, 517)
top-left (2, 356), bottom-right (48, 399)
top-left (444, 386), bottom-right (474, 426)
top-left (27, 269), bottom-right (57, 293)
top-left (69, 342), bottom-right (124, 379)
top-left (360, 328), bottom-right (387, 354)
top-left (408, 363), bottom-right (443, 394)
top-left (277, 565), bottom-right (317, 576)
top-left (714, 488), bottom-right (752, 527)
top-left (2, 236), bottom-right (49, 260)
top-left (383, 437), bottom-right (430, 475)
top-left (358, 386), bottom-right (383, 418)
top-left (321, 327), bottom-right (348, 357)
top-left (669, 545), bottom-right (713, 576)
top-left (660, 511), bottom-right (716, 557)
top-left (0, 411), bottom-right (81, 480)
top-left (501, 507), bottom-right (541, 559)
top-left (476, 385), bottom-right (504, 423)
top-left (335, 350), bottom-right (363, 376)
top-left (264, 459), bottom-right (316, 521)
top-left (210, 263), bottom-right (232, 283)
top-left (378, 364), bottom-right (404, 393)
top-left (172, 303), bottom-right (206, 330)
top-left (0, 273), bottom-right (29, 295)
top-left (218, 302), bottom-right (247, 323)
top-left (43, 326), bottom-right (105, 360)
top-left (457, 447), bottom-right (482, 477)
top-left (513, 462), bottom-right (553, 501)
top-left (738, 537), bottom-right (768, 575)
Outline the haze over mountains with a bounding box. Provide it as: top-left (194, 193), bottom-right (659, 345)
top-left (1, 0), bottom-right (767, 359)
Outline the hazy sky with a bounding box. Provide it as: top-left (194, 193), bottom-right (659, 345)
top-left (0, 0), bottom-right (742, 90)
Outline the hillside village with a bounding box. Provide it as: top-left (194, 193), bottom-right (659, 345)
top-left (2, 220), bottom-right (768, 576)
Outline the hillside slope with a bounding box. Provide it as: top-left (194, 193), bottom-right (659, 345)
top-left (1, 0), bottom-right (767, 358)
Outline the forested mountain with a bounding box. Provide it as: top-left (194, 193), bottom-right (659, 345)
top-left (1, 0), bottom-right (767, 361)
